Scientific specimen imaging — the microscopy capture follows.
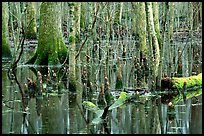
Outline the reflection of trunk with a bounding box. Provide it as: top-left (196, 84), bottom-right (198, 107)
top-left (190, 95), bottom-right (202, 134)
top-left (157, 98), bottom-right (166, 134)
top-left (69, 93), bottom-right (77, 133)
top-left (36, 98), bottom-right (43, 134)
top-left (131, 106), bottom-right (137, 133)
top-left (149, 98), bottom-right (160, 133)
top-left (41, 96), bottom-right (64, 133)
top-left (139, 103), bottom-right (146, 133)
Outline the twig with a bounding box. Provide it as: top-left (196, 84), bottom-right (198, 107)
top-left (75, 36), bottom-right (88, 59)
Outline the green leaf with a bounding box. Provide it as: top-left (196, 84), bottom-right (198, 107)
top-left (82, 101), bottom-right (99, 112)
top-left (108, 92), bottom-right (130, 110)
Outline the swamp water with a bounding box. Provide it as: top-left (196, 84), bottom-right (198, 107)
top-left (2, 62), bottom-right (202, 134)
top-left (2, 38), bottom-right (202, 134)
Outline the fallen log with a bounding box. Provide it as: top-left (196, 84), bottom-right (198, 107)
top-left (160, 73), bottom-right (202, 104)
top-left (161, 73), bottom-right (202, 91)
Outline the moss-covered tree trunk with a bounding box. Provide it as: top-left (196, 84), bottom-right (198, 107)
top-left (133, 2), bottom-right (148, 88)
top-left (68, 2), bottom-right (77, 92)
top-left (161, 73), bottom-right (202, 90)
top-left (146, 2), bottom-right (160, 88)
top-left (167, 3), bottom-right (174, 77)
top-left (152, 2), bottom-right (164, 88)
top-left (2, 2), bottom-right (12, 58)
top-left (152, 2), bottom-right (161, 48)
top-left (136, 3), bottom-right (147, 56)
top-left (116, 57), bottom-right (123, 89)
top-left (80, 3), bottom-right (86, 32)
top-left (74, 3), bottom-right (82, 93)
top-left (192, 2), bottom-right (201, 30)
top-left (156, 2), bottom-right (169, 88)
top-left (114, 2), bottom-right (123, 25)
top-left (26, 2), bottom-right (68, 65)
top-left (152, 2), bottom-right (162, 88)
top-left (25, 2), bottom-right (37, 39)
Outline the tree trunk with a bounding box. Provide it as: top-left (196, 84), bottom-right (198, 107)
top-left (157, 2), bottom-right (169, 88)
top-left (133, 2), bottom-right (147, 88)
top-left (146, 2), bottom-right (160, 88)
top-left (116, 57), bottom-right (123, 89)
top-left (167, 3), bottom-right (174, 77)
top-left (25, 2), bottom-right (37, 39)
top-left (192, 2), bottom-right (201, 30)
top-left (161, 73), bottom-right (202, 90)
top-left (68, 2), bottom-right (77, 92)
top-left (26, 2), bottom-right (68, 65)
top-left (2, 2), bottom-right (12, 58)
top-left (152, 2), bottom-right (161, 48)
top-left (75, 3), bottom-right (83, 93)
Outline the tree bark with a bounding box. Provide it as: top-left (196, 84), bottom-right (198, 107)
top-left (68, 2), bottom-right (77, 92)
top-left (146, 2), bottom-right (160, 88)
top-left (26, 2), bottom-right (68, 65)
top-left (2, 2), bottom-right (12, 58)
top-left (161, 73), bottom-right (202, 90)
top-left (25, 2), bottom-right (37, 39)
top-left (133, 2), bottom-right (148, 88)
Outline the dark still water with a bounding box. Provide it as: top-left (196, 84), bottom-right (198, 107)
top-left (2, 65), bottom-right (202, 134)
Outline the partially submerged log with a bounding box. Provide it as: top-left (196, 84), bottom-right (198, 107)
top-left (161, 73), bottom-right (202, 91)
top-left (160, 73), bottom-right (202, 104)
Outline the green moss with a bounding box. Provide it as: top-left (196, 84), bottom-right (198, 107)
top-left (69, 35), bottom-right (75, 43)
top-left (2, 37), bottom-right (12, 58)
top-left (48, 52), bottom-right (60, 65)
top-left (80, 4), bottom-right (86, 29)
top-left (172, 73), bottom-right (202, 90)
top-left (58, 41), bottom-right (68, 64)
top-left (109, 92), bottom-right (130, 110)
top-left (172, 89), bottom-right (202, 104)
top-left (26, 3), bottom-right (68, 66)
top-left (118, 92), bottom-right (128, 101)
top-left (82, 101), bottom-right (99, 111)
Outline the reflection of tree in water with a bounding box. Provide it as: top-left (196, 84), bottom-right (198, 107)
top-left (36, 98), bottom-right (43, 134)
